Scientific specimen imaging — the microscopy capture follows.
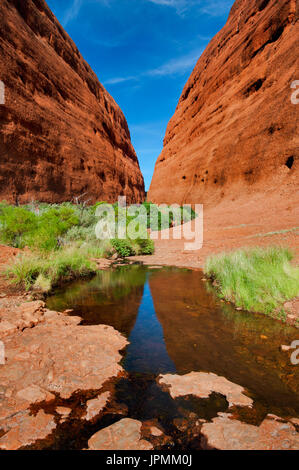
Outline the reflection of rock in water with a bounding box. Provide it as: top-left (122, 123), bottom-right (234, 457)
top-left (47, 267), bottom-right (147, 337)
top-left (75, 286), bottom-right (143, 337)
top-left (149, 269), bottom-right (299, 416)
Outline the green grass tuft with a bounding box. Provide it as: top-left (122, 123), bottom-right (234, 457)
top-left (204, 246), bottom-right (299, 317)
top-left (5, 244), bottom-right (106, 291)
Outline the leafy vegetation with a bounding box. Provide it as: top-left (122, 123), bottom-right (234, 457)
top-left (204, 246), bottom-right (299, 317)
top-left (1, 200), bottom-right (194, 291)
top-left (111, 237), bottom-right (154, 257)
top-left (0, 204), bottom-right (37, 247)
top-left (0, 203), bottom-right (79, 250)
top-left (134, 237), bottom-right (155, 255)
top-left (142, 202), bottom-right (196, 230)
top-left (6, 243), bottom-right (109, 292)
top-left (111, 239), bottom-right (136, 258)
top-left (1, 201), bottom-right (157, 291)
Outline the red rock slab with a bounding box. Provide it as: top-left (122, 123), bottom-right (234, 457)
top-left (83, 392), bottom-right (111, 421)
top-left (56, 406), bottom-right (72, 419)
top-left (0, 410), bottom-right (56, 450)
top-left (201, 413), bottom-right (299, 450)
top-left (158, 371), bottom-right (253, 408)
top-left (88, 418), bottom-right (153, 450)
top-left (16, 384), bottom-right (55, 404)
top-left (0, 316), bottom-right (128, 446)
top-left (0, 321), bottom-right (17, 337)
top-left (0, 301), bottom-right (46, 337)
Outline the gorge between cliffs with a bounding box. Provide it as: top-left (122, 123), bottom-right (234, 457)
top-left (0, 0), bottom-right (298, 454)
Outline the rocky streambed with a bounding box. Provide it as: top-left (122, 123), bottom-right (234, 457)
top-left (0, 265), bottom-right (299, 450)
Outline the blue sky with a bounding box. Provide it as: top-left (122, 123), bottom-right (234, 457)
top-left (47, 0), bottom-right (234, 190)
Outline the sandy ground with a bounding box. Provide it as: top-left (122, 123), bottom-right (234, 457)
top-left (132, 192), bottom-right (299, 268)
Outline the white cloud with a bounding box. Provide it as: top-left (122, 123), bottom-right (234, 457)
top-left (199, 0), bottom-right (233, 17)
top-left (62, 0), bottom-right (111, 27)
top-left (146, 0), bottom-right (232, 17)
top-left (62, 0), bottom-right (232, 28)
top-left (104, 48), bottom-right (202, 86)
top-left (147, 49), bottom-right (202, 77)
top-left (62, 0), bottom-right (83, 27)
top-left (147, 0), bottom-right (195, 15)
top-left (104, 76), bottom-right (138, 85)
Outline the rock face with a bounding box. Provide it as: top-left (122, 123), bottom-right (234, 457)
top-left (201, 413), bottom-right (299, 450)
top-left (0, 0), bottom-right (145, 204)
top-left (148, 0), bottom-right (298, 205)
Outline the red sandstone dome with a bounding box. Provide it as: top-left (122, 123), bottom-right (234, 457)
top-left (0, 0), bottom-right (145, 204)
top-left (148, 0), bottom-right (298, 206)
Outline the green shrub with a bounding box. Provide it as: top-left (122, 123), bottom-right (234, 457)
top-left (0, 204), bottom-right (79, 251)
top-left (38, 206), bottom-right (79, 236)
top-left (135, 238), bottom-right (155, 255)
top-left (111, 236), bottom-right (154, 257)
top-left (204, 246), bottom-right (299, 317)
top-left (142, 202), bottom-right (196, 231)
top-left (111, 239), bottom-right (136, 258)
top-left (91, 201), bottom-right (109, 215)
top-left (64, 225), bottom-right (97, 242)
top-left (0, 200), bottom-right (9, 215)
top-left (2, 202), bottom-right (157, 291)
top-left (0, 206), bottom-right (37, 247)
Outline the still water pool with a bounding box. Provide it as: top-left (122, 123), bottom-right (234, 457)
top-left (46, 265), bottom-right (299, 448)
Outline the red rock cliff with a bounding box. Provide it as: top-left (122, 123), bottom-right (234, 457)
top-left (0, 0), bottom-right (145, 204)
top-left (148, 0), bottom-right (298, 206)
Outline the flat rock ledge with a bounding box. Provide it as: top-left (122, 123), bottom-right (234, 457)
top-left (83, 392), bottom-right (111, 421)
top-left (0, 303), bottom-right (128, 450)
top-left (88, 418), bottom-right (153, 450)
top-left (201, 413), bottom-right (299, 450)
top-left (158, 372), bottom-right (253, 408)
top-left (0, 410), bottom-right (56, 451)
top-left (0, 301), bottom-right (47, 337)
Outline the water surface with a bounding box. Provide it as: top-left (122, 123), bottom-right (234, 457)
top-left (48, 265), bottom-right (299, 423)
